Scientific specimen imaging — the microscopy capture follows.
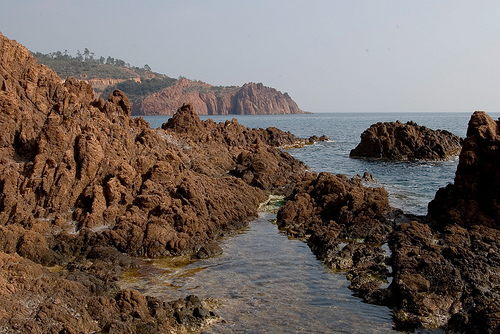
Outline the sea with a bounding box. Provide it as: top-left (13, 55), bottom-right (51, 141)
top-left (122, 112), bottom-right (498, 333)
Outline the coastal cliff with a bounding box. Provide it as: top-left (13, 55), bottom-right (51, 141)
top-left (32, 50), bottom-right (306, 116)
top-left (133, 78), bottom-right (306, 115)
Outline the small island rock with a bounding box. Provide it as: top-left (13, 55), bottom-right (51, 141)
top-left (350, 120), bottom-right (462, 161)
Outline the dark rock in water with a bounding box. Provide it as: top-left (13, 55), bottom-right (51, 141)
top-left (170, 295), bottom-right (219, 331)
top-left (194, 242), bottom-right (223, 259)
top-left (350, 120), bottom-right (462, 161)
top-left (276, 171), bottom-right (398, 302)
top-left (429, 111), bottom-right (500, 229)
top-left (387, 111), bottom-right (500, 333)
top-left (307, 134), bottom-right (331, 145)
top-left (276, 111), bottom-right (500, 333)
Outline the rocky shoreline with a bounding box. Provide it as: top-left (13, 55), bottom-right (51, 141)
top-left (277, 111), bottom-right (500, 332)
top-left (1, 31), bottom-right (499, 333)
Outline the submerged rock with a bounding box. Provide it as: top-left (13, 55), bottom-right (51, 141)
top-left (350, 120), bottom-right (462, 161)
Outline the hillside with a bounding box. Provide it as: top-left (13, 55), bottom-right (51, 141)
top-left (33, 50), bottom-right (306, 115)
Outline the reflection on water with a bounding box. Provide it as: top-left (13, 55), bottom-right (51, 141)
top-left (120, 212), bottom-right (398, 333)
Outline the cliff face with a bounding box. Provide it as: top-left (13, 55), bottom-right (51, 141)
top-left (133, 78), bottom-right (305, 115)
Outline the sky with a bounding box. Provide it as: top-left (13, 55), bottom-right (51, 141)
top-left (1, 1), bottom-right (500, 113)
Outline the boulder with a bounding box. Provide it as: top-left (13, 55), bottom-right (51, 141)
top-left (350, 120), bottom-right (462, 161)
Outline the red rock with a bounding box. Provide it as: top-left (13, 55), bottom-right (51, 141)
top-left (0, 32), bottom-right (312, 332)
top-left (134, 78), bottom-right (306, 115)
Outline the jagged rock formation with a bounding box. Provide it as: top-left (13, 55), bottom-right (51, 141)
top-left (387, 111), bottom-right (500, 332)
top-left (276, 172), bottom-right (397, 302)
top-left (277, 112), bottom-right (500, 333)
top-left (388, 219), bottom-right (500, 332)
top-left (134, 78), bottom-right (306, 115)
top-left (350, 120), bottom-right (462, 161)
top-left (429, 111), bottom-right (500, 229)
top-left (0, 32), bottom-right (311, 332)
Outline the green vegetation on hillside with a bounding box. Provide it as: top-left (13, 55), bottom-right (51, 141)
top-left (100, 77), bottom-right (178, 102)
top-left (32, 49), bottom-right (157, 80)
top-left (33, 49), bottom-right (242, 110)
top-left (33, 49), bottom-right (178, 102)
top-left (182, 83), bottom-right (239, 96)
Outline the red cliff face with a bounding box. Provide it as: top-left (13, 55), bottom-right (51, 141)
top-left (133, 79), bottom-right (305, 115)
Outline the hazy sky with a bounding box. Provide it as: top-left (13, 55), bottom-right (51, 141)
top-left (2, 1), bottom-right (500, 113)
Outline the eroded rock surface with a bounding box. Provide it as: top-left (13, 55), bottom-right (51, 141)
top-left (276, 172), bottom-right (397, 302)
top-left (350, 120), bottom-right (462, 161)
top-left (278, 112), bottom-right (500, 333)
top-left (388, 220), bottom-right (500, 332)
top-left (0, 32), bottom-right (310, 332)
top-left (429, 111), bottom-right (500, 229)
top-left (385, 111), bottom-right (500, 332)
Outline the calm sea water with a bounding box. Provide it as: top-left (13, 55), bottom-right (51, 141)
top-left (124, 112), bottom-right (498, 333)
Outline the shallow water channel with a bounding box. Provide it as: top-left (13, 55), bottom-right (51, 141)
top-left (120, 210), bottom-right (398, 333)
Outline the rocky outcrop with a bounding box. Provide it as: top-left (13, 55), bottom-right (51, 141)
top-left (134, 78), bottom-right (306, 115)
top-left (388, 220), bottom-right (500, 332)
top-left (0, 32), bottom-right (311, 332)
top-left (384, 111), bottom-right (500, 332)
top-left (388, 110), bottom-right (500, 332)
top-left (276, 172), bottom-right (397, 302)
top-left (0, 252), bottom-right (220, 333)
top-left (350, 120), bottom-right (462, 161)
top-left (277, 111), bottom-right (500, 333)
top-left (429, 111), bottom-right (500, 229)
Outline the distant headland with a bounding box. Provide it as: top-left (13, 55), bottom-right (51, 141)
top-left (33, 49), bottom-right (307, 116)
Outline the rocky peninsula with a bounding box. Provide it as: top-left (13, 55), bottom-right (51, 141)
top-left (350, 120), bottom-right (463, 161)
top-left (134, 78), bottom-right (306, 116)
